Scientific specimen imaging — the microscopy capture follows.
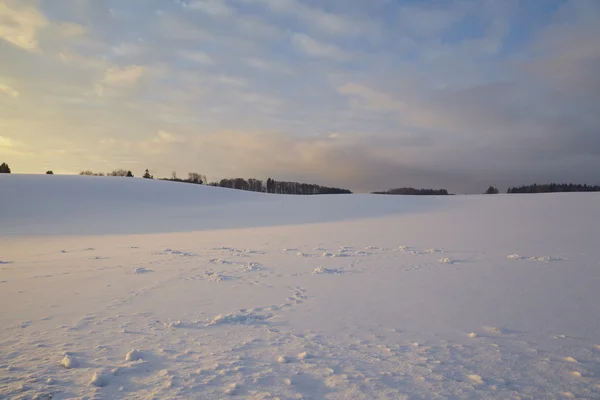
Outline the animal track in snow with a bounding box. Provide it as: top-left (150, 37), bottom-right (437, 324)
top-left (530, 256), bottom-right (562, 262)
top-left (239, 262), bottom-right (261, 272)
top-left (209, 258), bottom-right (232, 264)
top-left (467, 374), bottom-right (484, 385)
top-left (507, 254), bottom-right (562, 262)
top-left (60, 355), bottom-right (79, 368)
top-left (125, 349), bottom-right (143, 361)
top-left (207, 311), bottom-right (272, 326)
top-left (158, 248), bottom-right (198, 257)
top-left (132, 267), bottom-right (152, 274)
top-left (205, 271), bottom-right (234, 282)
top-left (90, 371), bottom-right (110, 387)
top-left (438, 257), bottom-right (456, 264)
top-left (313, 267), bottom-right (341, 275)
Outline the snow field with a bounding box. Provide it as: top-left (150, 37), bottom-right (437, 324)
top-left (1, 175), bottom-right (599, 399)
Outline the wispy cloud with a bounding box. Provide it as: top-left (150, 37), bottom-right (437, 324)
top-left (95, 65), bottom-right (145, 96)
top-left (0, 83), bottom-right (19, 98)
top-left (292, 33), bottom-right (350, 60)
top-left (180, 50), bottom-right (215, 65)
top-left (102, 65), bottom-right (145, 87)
top-left (338, 83), bottom-right (405, 112)
top-left (0, 135), bottom-right (21, 147)
top-left (184, 0), bottom-right (235, 17)
top-left (237, 0), bottom-right (371, 36)
top-left (138, 130), bottom-right (186, 155)
top-left (0, 1), bottom-right (48, 51)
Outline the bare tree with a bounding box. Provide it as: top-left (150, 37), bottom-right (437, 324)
top-left (188, 172), bottom-right (203, 184)
top-left (107, 169), bottom-right (130, 177)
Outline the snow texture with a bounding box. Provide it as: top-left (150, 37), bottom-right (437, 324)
top-left (60, 355), bottom-right (79, 369)
top-left (1, 174), bottom-right (600, 399)
top-left (90, 372), bottom-right (109, 387)
top-left (125, 349), bottom-right (142, 361)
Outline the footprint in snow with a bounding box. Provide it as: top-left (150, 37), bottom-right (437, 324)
top-left (508, 254), bottom-right (562, 262)
top-left (132, 267), bottom-right (152, 274)
top-left (313, 267), bottom-right (341, 275)
top-left (438, 257), bottom-right (456, 264)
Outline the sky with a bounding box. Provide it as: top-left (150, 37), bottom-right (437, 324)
top-left (1, 0), bottom-right (599, 193)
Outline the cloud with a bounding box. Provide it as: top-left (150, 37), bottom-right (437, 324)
top-left (243, 58), bottom-right (293, 74)
top-left (95, 65), bottom-right (145, 96)
top-left (0, 83), bottom-right (19, 98)
top-left (238, 0), bottom-right (370, 37)
top-left (397, 3), bottom-right (467, 38)
top-left (190, 129), bottom-right (469, 192)
top-left (154, 130), bottom-right (183, 145)
top-left (216, 75), bottom-right (248, 87)
top-left (292, 33), bottom-right (350, 60)
top-left (337, 83), bottom-right (405, 112)
top-left (184, 0), bottom-right (234, 17)
top-left (102, 65), bottom-right (145, 87)
top-left (134, 130), bottom-right (185, 155)
top-left (337, 83), bottom-right (448, 132)
top-left (59, 22), bottom-right (86, 37)
top-left (0, 135), bottom-right (21, 147)
top-left (0, 1), bottom-right (48, 51)
top-left (180, 50), bottom-right (214, 65)
top-left (112, 42), bottom-right (146, 57)
top-left (98, 130), bottom-right (187, 158)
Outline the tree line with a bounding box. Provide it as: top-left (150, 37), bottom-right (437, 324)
top-left (80, 169), bottom-right (134, 177)
top-left (506, 183), bottom-right (600, 194)
top-left (372, 187), bottom-right (450, 195)
top-left (159, 171), bottom-right (207, 185)
top-left (209, 177), bottom-right (352, 195)
top-left (2, 161), bottom-right (600, 195)
top-left (36, 164), bottom-right (352, 195)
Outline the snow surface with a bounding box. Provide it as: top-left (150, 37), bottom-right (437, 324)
top-left (1, 174), bottom-right (600, 399)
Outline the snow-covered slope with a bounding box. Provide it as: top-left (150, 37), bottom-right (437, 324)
top-left (1, 175), bottom-right (599, 399)
top-left (1, 174), bottom-right (438, 236)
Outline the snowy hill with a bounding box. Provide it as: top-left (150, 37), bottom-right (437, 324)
top-left (1, 174), bottom-right (436, 236)
top-left (1, 175), bottom-right (599, 399)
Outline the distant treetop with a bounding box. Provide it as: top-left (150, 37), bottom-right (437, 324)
top-left (372, 187), bottom-right (449, 195)
top-left (507, 183), bottom-right (600, 194)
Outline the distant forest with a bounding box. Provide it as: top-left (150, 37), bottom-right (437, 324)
top-left (144, 170), bottom-right (352, 195)
top-left (209, 177), bottom-right (352, 195)
top-left (372, 187), bottom-right (450, 195)
top-left (506, 183), bottom-right (600, 194)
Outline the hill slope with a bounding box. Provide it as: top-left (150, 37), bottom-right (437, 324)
top-left (1, 174), bottom-right (438, 235)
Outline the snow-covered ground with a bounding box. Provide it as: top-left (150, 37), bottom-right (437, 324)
top-left (1, 175), bottom-right (599, 399)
